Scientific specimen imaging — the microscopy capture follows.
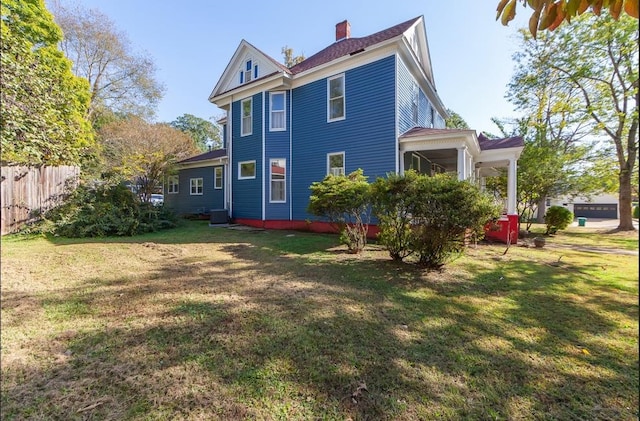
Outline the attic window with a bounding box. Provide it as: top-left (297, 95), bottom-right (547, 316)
top-left (240, 59), bottom-right (258, 84)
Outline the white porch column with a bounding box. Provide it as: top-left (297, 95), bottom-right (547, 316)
top-left (507, 158), bottom-right (517, 214)
top-left (457, 146), bottom-right (467, 181)
top-left (399, 150), bottom-right (405, 174)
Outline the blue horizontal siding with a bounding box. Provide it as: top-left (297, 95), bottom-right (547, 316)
top-left (164, 166), bottom-right (225, 214)
top-left (232, 93), bottom-right (262, 219)
top-left (265, 90), bottom-right (291, 220)
top-left (291, 55), bottom-right (397, 221)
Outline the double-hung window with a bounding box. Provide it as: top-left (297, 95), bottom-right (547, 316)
top-left (270, 159), bottom-right (286, 202)
top-left (241, 98), bottom-right (252, 136)
top-left (167, 175), bottom-right (179, 194)
top-left (270, 92), bottom-right (286, 131)
top-left (190, 178), bottom-right (203, 195)
top-left (328, 74), bottom-right (345, 121)
top-left (214, 167), bottom-right (223, 189)
top-left (238, 160), bottom-right (256, 180)
top-left (327, 152), bottom-right (345, 176)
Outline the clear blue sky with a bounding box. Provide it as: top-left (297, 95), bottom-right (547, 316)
top-left (50, 0), bottom-right (529, 134)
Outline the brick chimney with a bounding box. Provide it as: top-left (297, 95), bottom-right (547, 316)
top-left (336, 20), bottom-right (351, 41)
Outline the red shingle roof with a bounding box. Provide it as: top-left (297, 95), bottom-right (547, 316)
top-left (399, 127), bottom-right (474, 139)
top-left (288, 16), bottom-right (421, 74)
top-left (477, 133), bottom-right (524, 150)
top-left (179, 148), bottom-right (227, 164)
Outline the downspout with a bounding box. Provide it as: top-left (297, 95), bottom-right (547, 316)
top-left (228, 97), bottom-right (233, 218)
top-left (262, 92), bottom-right (266, 223)
top-left (289, 89), bottom-right (293, 221)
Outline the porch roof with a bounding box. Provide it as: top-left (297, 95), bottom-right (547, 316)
top-left (178, 148), bottom-right (227, 164)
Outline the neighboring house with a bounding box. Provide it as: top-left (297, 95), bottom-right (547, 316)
top-left (547, 193), bottom-right (620, 219)
top-left (166, 16), bottom-right (524, 241)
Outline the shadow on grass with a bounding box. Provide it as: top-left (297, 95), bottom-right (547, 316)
top-left (2, 224), bottom-right (638, 420)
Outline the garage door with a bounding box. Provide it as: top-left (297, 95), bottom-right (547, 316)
top-left (573, 204), bottom-right (618, 218)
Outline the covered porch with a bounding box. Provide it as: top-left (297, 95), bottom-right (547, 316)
top-left (398, 128), bottom-right (524, 243)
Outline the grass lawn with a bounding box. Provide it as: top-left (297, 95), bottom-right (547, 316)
top-left (1, 221), bottom-right (638, 420)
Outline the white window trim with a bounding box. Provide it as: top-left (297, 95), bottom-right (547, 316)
top-left (214, 167), bottom-right (223, 190)
top-left (327, 74), bottom-right (345, 122)
top-left (269, 92), bottom-right (286, 131)
top-left (190, 178), bottom-right (203, 195)
top-left (238, 160), bottom-right (256, 180)
top-left (327, 151), bottom-right (345, 176)
top-left (269, 159), bottom-right (286, 203)
top-left (167, 175), bottom-right (179, 194)
top-left (241, 97), bottom-right (252, 136)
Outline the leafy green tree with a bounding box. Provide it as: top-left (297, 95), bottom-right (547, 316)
top-left (99, 117), bottom-right (199, 203)
top-left (445, 109), bottom-right (470, 129)
top-left (522, 14), bottom-right (638, 231)
top-left (51, 2), bottom-right (164, 122)
top-left (170, 114), bottom-right (222, 152)
top-left (308, 169), bottom-right (371, 253)
top-left (0, 0), bottom-right (94, 166)
top-left (496, 0), bottom-right (638, 38)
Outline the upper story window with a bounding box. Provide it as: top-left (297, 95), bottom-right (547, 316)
top-left (328, 74), bottom-right (345, 122)
top-left (270, 92), bottom-right (286, 131)
top-left (241, 97), bottom-right (252, 136)
top-left (239, 59), bottom-right (258, 84)
top-left (214, 167), bottom-right (223, 189)
top-left (167, 175), bottom-right (179, 194)
top-left (327, 152), bottom-right (345, 176)
top-left (412, 83), bottom-right (419, 125)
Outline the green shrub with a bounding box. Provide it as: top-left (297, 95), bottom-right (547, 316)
top-left (633, 206), bottom-right (639, 219)
top-left (370, 171), bottom-right (417, 261)
top-left (372, 172), bottom-right (501, 268)
top-left (544, 206), bottom-right (573, 235)
top-left (29, 182), bottom-right (177, 237)
top-left (308, 169), bottom-right (370, 253)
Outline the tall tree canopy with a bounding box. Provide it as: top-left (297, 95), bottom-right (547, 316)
top-left (445, 109), bottom-right (470, 129)
top-left (510, 14), bottom-right (638, 230)
top-left (170, 114), bottom-right (222, 152)
top-left (99, 117), bottom-right (199, 202)
top-left (50, 1), bottom-right (164, 122)
top-left (497, 0), bottom-right (639, 38)
top-left (0, 0), bottom-right (94, 166)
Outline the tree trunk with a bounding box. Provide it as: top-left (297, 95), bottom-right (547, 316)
top-left (536, 197), bottom-right (546, 223)
top-left (617, 170), bottom-right (635, 231)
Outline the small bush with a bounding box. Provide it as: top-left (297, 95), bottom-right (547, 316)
top-left (372, 172), bottom-right (501, 268)
top-left (544, 206), bottom-right (573, 235)
top-left (308, 169), bottom-right (370, 253)
top-left (633, 206), bottom-right (639, 219)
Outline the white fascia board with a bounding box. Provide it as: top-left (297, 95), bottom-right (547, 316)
top-left (210, 73), bottom-right (291, 107)
top-left (400, 131), bottom-right (480, 155)
top-left (477, 146), bottom-right (524, 164)
top-left (290, 40), bottom-right (399, 88)
top-left (179, 157), bottom-right (228, 170)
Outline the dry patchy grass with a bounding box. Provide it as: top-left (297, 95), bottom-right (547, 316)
top-left (1, 221), bottom-right (638, 420)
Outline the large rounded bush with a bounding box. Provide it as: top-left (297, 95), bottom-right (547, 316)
top-left (544, 206), bottom-right (573, 235)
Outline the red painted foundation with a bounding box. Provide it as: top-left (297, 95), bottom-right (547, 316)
top-left (484, 214), bottom-right (519, 244)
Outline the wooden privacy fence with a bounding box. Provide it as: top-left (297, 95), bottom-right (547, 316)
top-left (1, 166), bottom-right (80, 235)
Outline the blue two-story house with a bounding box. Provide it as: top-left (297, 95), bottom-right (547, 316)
top-left (166, 16), bottom-right (523, 240)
